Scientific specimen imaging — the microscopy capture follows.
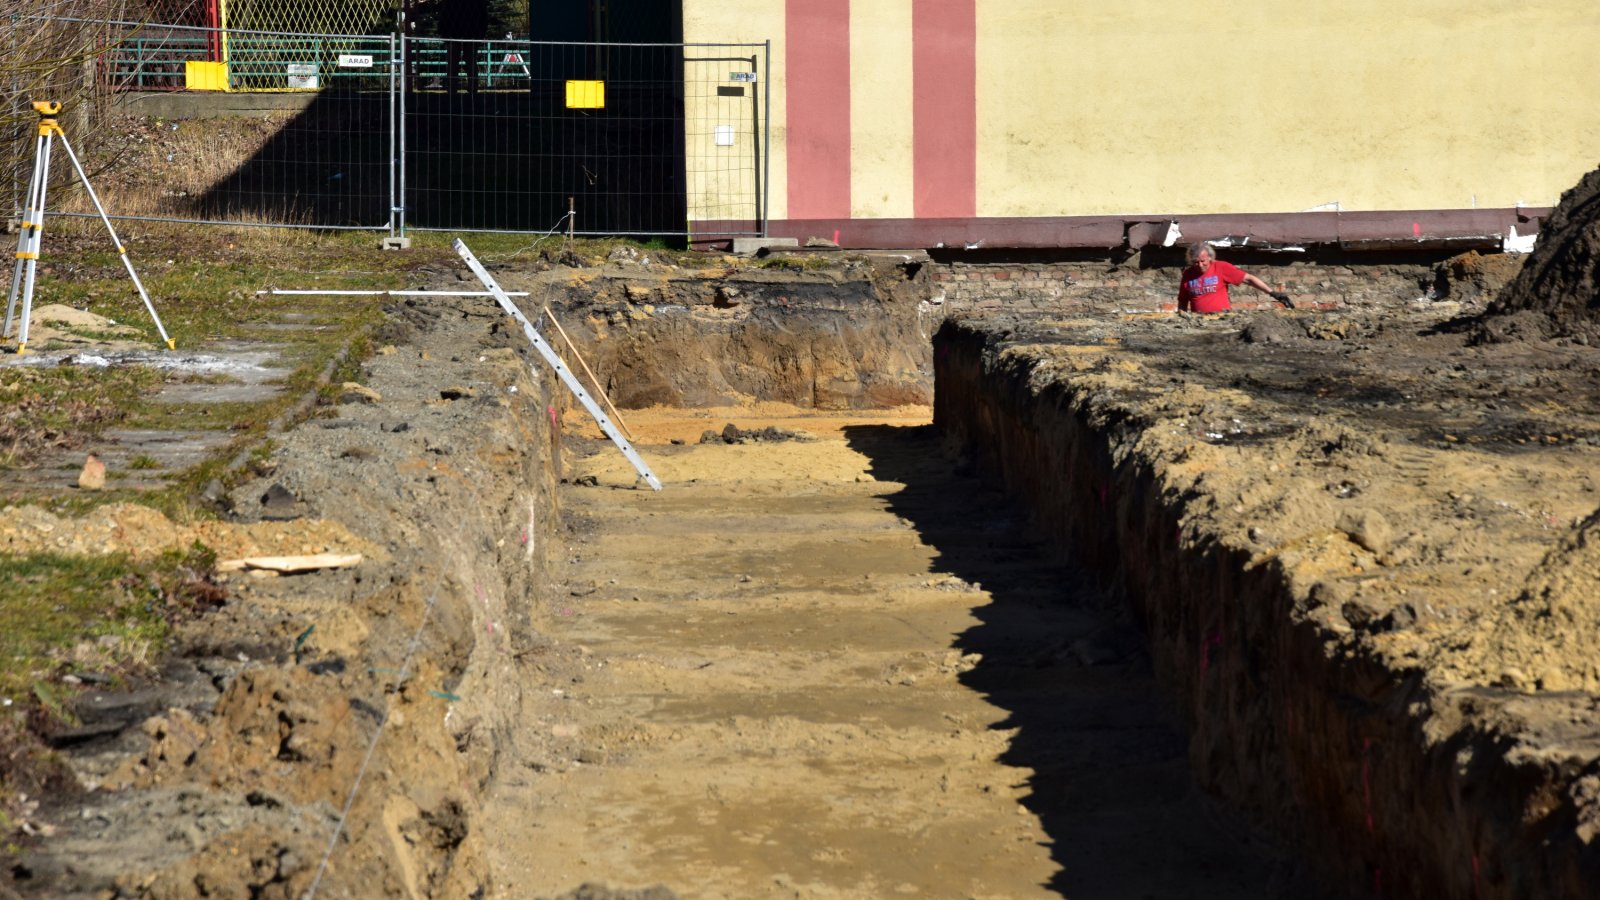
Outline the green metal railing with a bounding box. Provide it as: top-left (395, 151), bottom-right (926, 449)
top-left (101, 34), bottom-right (210, 90)
top-left (100, 32), bottom-right (547, 93)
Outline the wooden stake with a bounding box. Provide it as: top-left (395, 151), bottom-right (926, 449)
top-left (542, 305), bottom-right (636, 441)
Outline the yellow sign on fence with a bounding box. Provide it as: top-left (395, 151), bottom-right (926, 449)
top-left (565, 80), bottom-right (605, 109)
top-left (185, 61), bottom-right (230, 91)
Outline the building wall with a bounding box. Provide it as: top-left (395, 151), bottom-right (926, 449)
top-left (686, 0), bottom-right (1600, 246)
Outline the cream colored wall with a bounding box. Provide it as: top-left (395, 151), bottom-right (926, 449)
top-left (683, 3), bottom-right (787, 222)
top-left (849, 0), bottom-right (914, 219)
top-left (687, 1), bottom-right (1600, 221)
top-left (977, 0), bottom-right (1600, 216)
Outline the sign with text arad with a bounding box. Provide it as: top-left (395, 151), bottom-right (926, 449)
top-left (729, 72), bottom-right (757, 83)
top-left (338, 55), bottom-right (374, 68)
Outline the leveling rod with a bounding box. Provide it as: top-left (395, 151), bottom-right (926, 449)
top-left (454, 239), bottom-right (662, 491)
top-left (256, 289), bottom-right (530, 298)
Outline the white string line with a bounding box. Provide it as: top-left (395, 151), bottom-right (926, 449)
top-left (302, 564), bottom-right (450, 900)
top-left (495, 211), bottom-right (575, 260)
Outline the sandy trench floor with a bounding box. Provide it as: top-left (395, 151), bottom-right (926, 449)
top-left (479, 407), bottom-right (1306, 898)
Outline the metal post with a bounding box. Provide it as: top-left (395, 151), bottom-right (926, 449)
top-left (762, 40), bottom-right (771, 238)
top-left (398, 32), bottom-right (407, 238)
top-left (387, 30), bottom-right (396, 238)
top-left (749, 52), bottom-right (761, 238)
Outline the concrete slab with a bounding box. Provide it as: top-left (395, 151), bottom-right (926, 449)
top-left (732, 237), bottom-right (800, 255)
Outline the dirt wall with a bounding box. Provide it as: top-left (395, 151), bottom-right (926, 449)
top-left (498, 255), bottom-right (935, 410)
top-left (932, 318), bottom-right (1600, 899)
top-left (17, 298), bottom-right (566, 897)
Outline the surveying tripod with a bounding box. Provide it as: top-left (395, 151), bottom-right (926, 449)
top-left (5, 101), bottom-right (173, 354)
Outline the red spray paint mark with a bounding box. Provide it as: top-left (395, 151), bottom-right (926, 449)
top-left (548, 405), bottom-right (558, 428)
top-left (1412, 222), bottom-right (1422, 238)
top-left (1098, 483), bottom-right (1109, 511)
top-left (520, 528), bottom-right (529, 546)
top-left (833, 228), bottom-right (841, 246)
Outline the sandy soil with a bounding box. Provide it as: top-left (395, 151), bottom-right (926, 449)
top-left (8, 230), bottom-right (1598, 897)
top-left (480, 408), bottom-right (1312, 898)
top-left (933, 298), bottom-right (1600, 897)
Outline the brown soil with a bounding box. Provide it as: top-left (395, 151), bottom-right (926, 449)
top-left (485, 407), bottom-right (1311, 898)
top-left (934, 299), bottom-right (1600, 898)
top-left (8, 236), bottom-right (1600, 899)
top-left (1478, 163), bottom-right (1600, 344)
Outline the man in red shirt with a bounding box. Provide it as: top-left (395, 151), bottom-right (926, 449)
top-left (1176, 243), bottom-right (1293, 312)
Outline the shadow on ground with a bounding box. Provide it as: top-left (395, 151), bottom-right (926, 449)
top-left (842, 422), bottom-right (1327, 899)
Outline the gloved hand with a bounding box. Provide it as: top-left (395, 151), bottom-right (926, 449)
top-left (1269, 291), bottom-right (1294, 308)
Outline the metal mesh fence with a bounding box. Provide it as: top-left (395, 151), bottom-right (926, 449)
top-left (403, 37), bottom-right (764, 237)
top-left (219, 0), bottom-right (396, 40)
top-left (7, 18), bottom-right (767, 238)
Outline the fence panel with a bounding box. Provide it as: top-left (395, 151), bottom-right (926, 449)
top-left (8, 20), bottom-right (770, 239)
top-left (402, 37), bottom-right (764, 238)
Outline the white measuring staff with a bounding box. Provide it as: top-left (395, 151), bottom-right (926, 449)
top-left (454, 239), bottom-right (662, 491)
top-left (255, 289), bottom-right (529, 297)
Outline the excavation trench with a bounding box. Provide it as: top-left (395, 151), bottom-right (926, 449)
top-left (503, 249), bottom-right (1600, 899)
top-left (18, 251), bottom-right (1599, 897)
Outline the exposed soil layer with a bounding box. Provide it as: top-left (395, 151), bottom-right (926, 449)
top-left (10, 298), bottom-right (564, 898)
top-left (934, 303), bottom-right (1600, 899)
top-left (1479, 164), bottom-right (1600, 344)
top-left (488, 408), bottom-right (1315, 898)
top-left (491, 254), bottom-right (934, 410)
top-left (11, 242), bottom-right (1599, 899)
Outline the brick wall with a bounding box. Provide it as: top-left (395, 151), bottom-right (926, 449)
top-left (930, 261), bottom-right (1441, 315)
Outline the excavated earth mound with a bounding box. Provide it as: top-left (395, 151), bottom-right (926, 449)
top-left (1478, 164), bottom-right (1600, 344)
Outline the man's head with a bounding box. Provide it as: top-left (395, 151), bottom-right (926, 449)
top-left (1186, 242), bottom-right (1215, 271)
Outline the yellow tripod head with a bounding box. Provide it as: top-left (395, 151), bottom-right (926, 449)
top-left (31, 102), bottom-right (62, 137)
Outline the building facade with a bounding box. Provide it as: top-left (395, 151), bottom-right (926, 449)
top-left (685, 0), bottom-right (1600, 249)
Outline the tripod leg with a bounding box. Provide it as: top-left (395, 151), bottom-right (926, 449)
top-left (5, 131), bottom-right (48, 340)
top-left (56, 130), bottom-right (175, 349)
top-left (14, 134), bottom-right (54, 353)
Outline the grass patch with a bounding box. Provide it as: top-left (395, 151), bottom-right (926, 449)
top-left (0, 543), bottom-right (225, 840)
top-left (0, 365), bottom-right (164, 469)
top-left (0, 543), bottom-right (223, 705)
top-left (125, 454), bottom-right (162, 470)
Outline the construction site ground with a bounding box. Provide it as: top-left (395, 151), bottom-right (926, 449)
top-left (2, 238), bottom-right (1599, 898)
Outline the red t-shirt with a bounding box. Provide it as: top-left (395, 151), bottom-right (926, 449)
top-left (1177, 260), bottom-right (1245, 313)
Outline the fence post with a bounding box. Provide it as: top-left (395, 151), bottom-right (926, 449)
top-left (388, 30), bottom-right (397, 239)
top-left (762, 40), bottom-right (771, 238)
top-left (397, 31), bottom-right (407, 238)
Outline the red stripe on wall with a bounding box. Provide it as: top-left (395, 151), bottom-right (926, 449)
top-left (913, 0), bottom-right (977, 219)
top-left (786, 0), bottom-right (852, 219)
